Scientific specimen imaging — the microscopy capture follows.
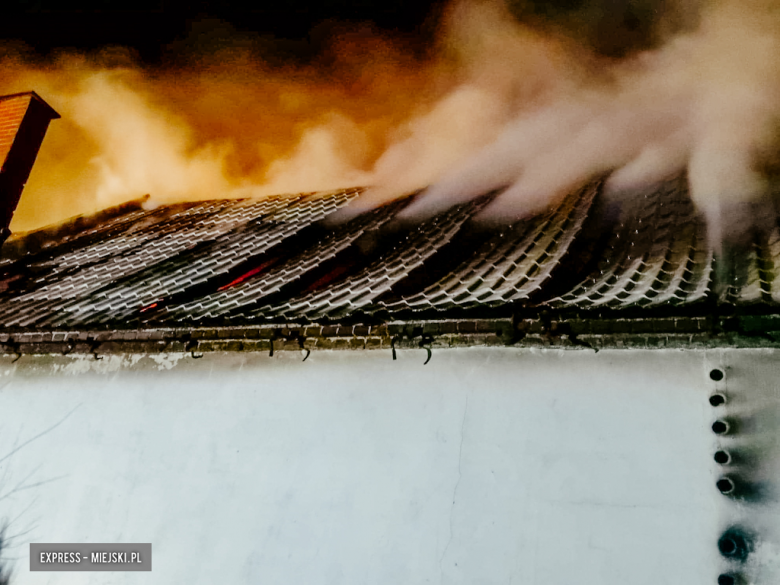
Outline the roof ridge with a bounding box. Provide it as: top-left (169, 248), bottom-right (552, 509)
top-left (2, 195), bottom-right (152, 259)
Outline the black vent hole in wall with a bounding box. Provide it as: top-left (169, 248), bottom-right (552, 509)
top-left (717, 477), bottom-right (736, 495)
top-left (712, 420), bottom-right (730, 435)
top-left (714, 450), bottom-right (731, 465)
top-left (709, 393), bottom-right (727, 407)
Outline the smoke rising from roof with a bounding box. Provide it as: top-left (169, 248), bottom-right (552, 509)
top-left (0, 25), bottom-right (446, 230)
top-left (2, 0), bottom-right (780, 246)
top-left (358, 0), bottom-right (780, 246)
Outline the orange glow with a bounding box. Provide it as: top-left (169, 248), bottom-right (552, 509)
top-left (2, 0), bottom-right (780, 247)
top-left (0, 22), bottom-right (454, 230)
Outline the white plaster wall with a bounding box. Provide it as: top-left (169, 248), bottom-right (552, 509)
top-left (0, 347), bottom-right (774, 585)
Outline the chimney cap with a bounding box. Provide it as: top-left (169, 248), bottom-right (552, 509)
top-left (0, 91), bottom-right (60, 120)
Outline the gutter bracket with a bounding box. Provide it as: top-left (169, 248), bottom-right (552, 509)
top-left (1, 338), bottom-right (21, 363)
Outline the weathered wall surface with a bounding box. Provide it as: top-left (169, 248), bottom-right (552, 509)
top-left (0, 348), bottom-right (777, 584)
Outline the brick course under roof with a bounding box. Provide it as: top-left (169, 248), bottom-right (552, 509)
top-left (0, 177), bottom-right (779, 353)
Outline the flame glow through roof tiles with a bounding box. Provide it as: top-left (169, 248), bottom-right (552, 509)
top-left (0, 178), bottom-right (777, 329)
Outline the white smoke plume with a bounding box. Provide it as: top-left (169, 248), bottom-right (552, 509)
top-left (349, 0), bottom-right (780, 247)
top-left (2, 0), bottom-right (780, 245)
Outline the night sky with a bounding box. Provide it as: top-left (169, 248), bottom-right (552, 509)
top-left (4, 0), bottom-right (447, 64)
top-left (4, 0), bottom-right (670, 64)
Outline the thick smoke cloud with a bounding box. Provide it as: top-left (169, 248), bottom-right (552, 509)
top-left (0, 26), bottom-right (447, 230)
top-left (2, 0), bottom-right (780, 247)
top-left (354, 0), bottom-right (780, 247)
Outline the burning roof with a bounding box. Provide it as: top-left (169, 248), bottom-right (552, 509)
top-left (0, 86), bottom-right (777, 357)
top-left (0, 174), bottom-right (777, 355)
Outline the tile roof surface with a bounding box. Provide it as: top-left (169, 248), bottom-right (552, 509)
top-left (0, 176), bottom-right (778, 331)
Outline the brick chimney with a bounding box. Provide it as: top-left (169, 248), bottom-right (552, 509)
top-left (0, 91), bottom-right (60, 244)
